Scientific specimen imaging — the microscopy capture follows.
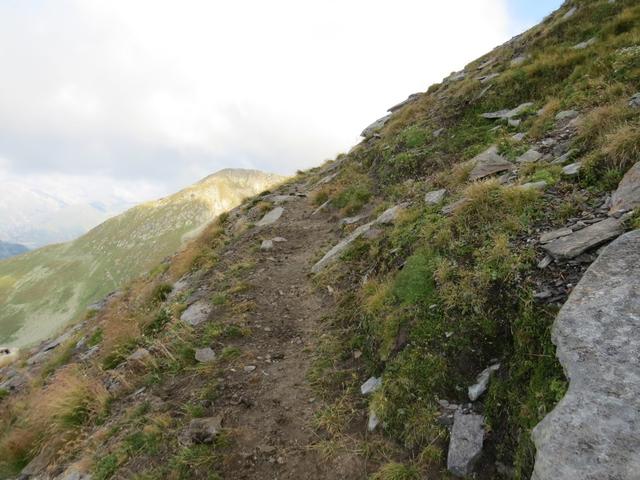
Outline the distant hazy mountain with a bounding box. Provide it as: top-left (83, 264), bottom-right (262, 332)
top-left (0, 182), bottom-right (134, 248)
top-left (0, 168), bottom-right (284, 347)
top-left (0, 241), bottom-right (28, 260)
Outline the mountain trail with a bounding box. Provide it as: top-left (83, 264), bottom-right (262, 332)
top-left (187, 182), bottom-right (366, 479)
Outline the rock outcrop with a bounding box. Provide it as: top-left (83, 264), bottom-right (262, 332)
top-left (609, 162), bottom-right (640, 216)
top-left (468, 146), bottom-right (513, 181)
top-left (447, 412), bottom-right (485, 477)
top-left (532, 229), bottom-right (640, 480)
top-left (542, 218), bottom-right (624, 260)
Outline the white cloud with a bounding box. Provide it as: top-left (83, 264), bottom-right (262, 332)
top-left (0, 0), bottom-right (518, 241)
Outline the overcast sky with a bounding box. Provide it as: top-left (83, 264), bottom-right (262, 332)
top-left (0, 0), bottom-right (563, 205)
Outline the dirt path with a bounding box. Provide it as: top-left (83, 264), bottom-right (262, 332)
top-left (210, 187), bottom-right (366, 479)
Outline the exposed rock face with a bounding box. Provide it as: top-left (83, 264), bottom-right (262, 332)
top-left (468, 146), bottom-right (513, 181)
top-left (609, 162), bottom-right (640, 216)
top-left (361, 114), bottom-right (392, 138)
top-left (518, 181), bottom-right (547, 191)
top-left (573, 37), bottom-right (597, 50)
top-left (195, 347), bottom-right (216, 363)
top-left (447, 412), bottom-right (485, 477)
top-left (532, 230), bottom-right (640, 480)
top-left (387, 93), bottom-right (421, 112)
top-left (256, 207), bottom-right (284, 227)
top-left (542, 218), bottom-right (624, 260)
top-left (555, 110), bottom-right (579, 121)
top-left (562, 162), bottom-right (582, 177)
top-left (360, 376), bottom-right (382, 395)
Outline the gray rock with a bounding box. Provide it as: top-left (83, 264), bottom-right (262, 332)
top-left (387, 93), bottom-right (421, 112)
top-left (562, 6), bottom-right (577, 20)
top-left (361, 114), bottom-right (392, 138)
top-left (181, 301), bottom-right (211, 326)
top-left (260, 239), bottom-right (274, 251)
top-left (476, 58), bottom-right (496, 70)
top-left (573, 37), bottom-right (597, 50)
top-left (441, 198), bottom-right (470, 216)
top-left (21, 450), bottom-right (50, 477)
top-left (425, 189), bottom-right (447, 205)
top-left (551, 148), bottom-right (578, 165)
top-left (511, 132), bottom-right (526, 142)
top-left (555, 110), bottom-right (579, 121)
top-left (360, 376), bottom-right (382, 395)
top-left (540, 227), bottom-right (573, 244)
top-left (433, 127), bottom-right (445, 138)
top-left (562, 162), bottom-right (582, 177)
top-left (629, 93), bottom-right (640, 108)
top-left (339, 214), bottom-right (367, 226)
top-left (468, 146), bottom-right (513, 181)
top-left (128, 348), bottom-right (152, 363)
top-left (537, 255), bottom-right (553, 269)
top-left (181, 416), bottom-right (222, 445)
top-left (311, 199), bottom-right (331, 216)
top-left (609, 162), bottom-right (640, 216)
top-left (367, 409), bottom-right (380, 432)
top-left (446, 71), bottom-right (467, 82)
top-left (516, 148), bottom-right (543, 164)
top-left (481, 102), bottom-right (534, 121)
top-left (272, 237), bottom-right (287, 243)
top-left (195, 347), bottom-right (216, 363)
top-left (510, 54), bottom-right (528, 67)
top-left (518, 181), bottom-right (547, 191)
top-left (468, 364), bottom-right (500, 401)
top-left (447, 412), bottom-right (485, 477)
top-left (55, 464), bottom-right (93, 480)
top-left (256, 207), bottom-right (284, 227)
top-left (542, 218), bottom-right (624, 260)
top-left (311, 205), bottom-right (403, 273)
top-left (532, 230), bottom-right (640, 480)
top-left (508, 118), bottom-right (521, 128)
top-left (478, 73), bottom-right (500, 84)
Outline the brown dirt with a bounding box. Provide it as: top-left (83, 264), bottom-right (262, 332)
top-left (198, 187), bottom-right (367, 479)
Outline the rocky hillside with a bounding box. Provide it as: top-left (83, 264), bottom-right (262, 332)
top-left (0, 241), bottom-right (28, 260)
top-left (1, 1), bottom-right (639, 479)
top-left (0, 169), bottom-right (284, 348)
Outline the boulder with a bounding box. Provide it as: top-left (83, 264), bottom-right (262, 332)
top-left (361, 114), bottom-right (392, 138)
top-left (195, 347), bottom-right (216, 363)
top-left (629, 92), bottom-right (640, 108)
top-left (573, 37), bottom-right (597, 50)
top-left (447, 412), bottom-right (485, 477)
top-left (516, 148), bottom-right (543, 164)
top-left (256, 207), bottom-right (284, 227)
top-left (311, 205), bottom-right (403, 273)
top-left (542, 218), bottom-right (624, 260)
top-left (562, 6), bottom-right (577, 20)
top-left (481, 102), bottom-right (533, 120)
top-left (468, 364), bottom-right (500, 401)
top-left (531, 230), bottom-right (640, 480)
top-left (387, 93), bottom-right (421, 112)
top-left (468, 146), bottom-right (513, 181)
top-left (181, 301), bottom-right (211, 326)
top-left (425, 189), bottom-right (447, 205)
top-left (181, 416), bottom-right (222, 445)
top-left (555, 110), bottom-right (579, 121)
top-left (360, 376), bottom-right (382, 395)
top-left (562, 162), bottom-right (582, 177)
top-left (609, 162), bottom-right (640, 216)
top-left (260, 239), bottom-right (274, 251)
top-left (511, 132), bottom-right (526, 142)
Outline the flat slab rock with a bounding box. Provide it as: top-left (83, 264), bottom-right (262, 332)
top-left (447, 411), bottom-right (485, 477)
top-left (610, 161), bottom-right (640, 216)
top-left (256, 206), bottom-right (284, 227)
top-left (542, 218), bottom-right (624, 260)
top-left (468, 146), bottom-right (513, 181)
top-left (532, 229), bottom-right (640, 480)
top-left (311, 205), bottom-right (403, 273)
top-left (180, 300), bottom-right (211, 326)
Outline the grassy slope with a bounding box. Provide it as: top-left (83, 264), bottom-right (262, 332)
top-left (1, 1), bottom-right (639, 479)
top-left (0, 170), bottom-right (283, 348)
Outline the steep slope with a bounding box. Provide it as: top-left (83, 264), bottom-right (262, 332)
top-left (0, 241), bottom-right (28, 260)
top-left (0, 169), bottom-right (284, 348)
top-left (1, 1), bottom-right (640, 479)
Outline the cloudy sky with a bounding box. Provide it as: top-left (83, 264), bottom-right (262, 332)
top-left (0, 0), bottom-right (563, 207)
